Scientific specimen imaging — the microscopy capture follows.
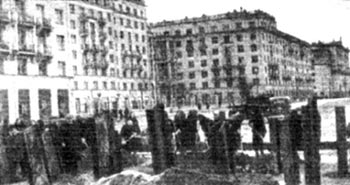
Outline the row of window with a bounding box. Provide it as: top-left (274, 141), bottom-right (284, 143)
top-left (74, 81), bottom-right (151, 91)
top-left (174, 33), bottom-right (257, 47)
top-left (181, 78), bottom-right (260, 90)
top-left (180, 56), bottom-right (259, 69)
top-left (174, 44), bottom-right (258, 58)
top-left (69, 3), bottom-right (145, 20)
top-left (162, 21), bottom-right (261, 36)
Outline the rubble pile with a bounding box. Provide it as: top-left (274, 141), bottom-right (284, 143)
top-left (95, 168), bottom-right (280, 185)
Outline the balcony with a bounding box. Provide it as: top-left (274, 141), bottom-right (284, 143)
top-left (96, 59), bottom-right (109, 69)
top-left (122, 50), bottom-right (142, 60)
top-left (36, 18), bottom-right (52, 36)
top-left (79, 27), bottom-right (88, 37)
top-left (98, 17), bottom-right (106, 27)
top-left (79, 13), bottom-right (88, 23)
top-left (18, 44), bottom-right (35, 55)
top-left (122, 63), bottom-right (143, 71)
top-left (0, 10), bottom-right (10, 24)
top-left (36, 46), bottom-right (52, 62)
top-left (0, 41), bottom-right (10, 54)
top-left (211, 65), bottom-right (221, 72)
top-left (99, 31), bottom-right (107, 42)
top-left (18, 14), bottom-right (35, 28)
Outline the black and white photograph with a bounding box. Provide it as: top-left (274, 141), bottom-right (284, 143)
top-left (0, 0), bottom-right (350, 184)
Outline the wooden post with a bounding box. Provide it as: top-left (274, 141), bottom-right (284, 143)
top-left (302, 97), bottom-right (321, 185)
top-left (146, 109), bottom-right (166, 174)
top-left (335, 106), bottom-right (348, 176)
top-left (281, 116), bottom-right (300, 185)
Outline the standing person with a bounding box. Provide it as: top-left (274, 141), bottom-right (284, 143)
top-left (121, 119), bottom-right (141, 155)
top-left (124, 108), bottom-right (130, 121)
top-left (58, 115), bottom-right (84, 175)
top-left (118, 109), bottom-right (124, 120)
top-left (226, 110), bottom-right (244, 174)
top-left (162, 117), bottom-right (176, 168)
top-left (184, 110), bottom-right (198, 152)
top-left (197, 103), bottom-right (202, 111)
top-left (206, 102), bottom-right (210, 110)
top-left (174, 110), bottom-right (186, 152)
top-left (250, 108), bottom-right (266, 158)
top-left (130, 112), bottom-right (141, 135)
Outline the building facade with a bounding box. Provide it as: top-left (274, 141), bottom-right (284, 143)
top-left (151, 9), bottom-right (314, 107)
top-left (312, 40), bottom-right (350, 98)
top-left (0, 0), bottom-right (154, 123)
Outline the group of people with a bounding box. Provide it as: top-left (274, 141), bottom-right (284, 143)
top-left (147, 104), bottom-right (267, 175)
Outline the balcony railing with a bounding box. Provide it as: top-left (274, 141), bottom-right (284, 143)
top-left (36, 46), bottom-right (52, 62)
top-left (36, 18), bottom-right (52, 36)
top-left (0, 10), bottom-right (10, 23)
top-left (122, 50), bottom-right (143, 59)
top-left (79, 27), bottom-right (88, 37)
top-left (98, 17), bottom-right (106, 27)
top-left (122, 63), bottom-right (143, 71)
top-left (18, 44), bottom-right (35, 55)
top-left (0, 41), bottom-right (10, 53)
top-left (18, 14), bottom-right (35, 27)
top-left (211, 65), bottom-right (221, 71)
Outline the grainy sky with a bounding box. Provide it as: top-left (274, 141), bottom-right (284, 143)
top-left (146, 0), bottom-right (350, 49)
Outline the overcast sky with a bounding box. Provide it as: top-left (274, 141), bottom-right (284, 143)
top-left (146, 0), bottom-right (350, 49)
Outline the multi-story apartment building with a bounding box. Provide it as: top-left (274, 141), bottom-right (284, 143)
top-left (0, 0), bottom-right (154, 123)
top-left (151, 9), bottom-right (314, 106)
top-left (312, 40), bottom-right (350, 98)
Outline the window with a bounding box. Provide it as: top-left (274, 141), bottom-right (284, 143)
top-left (249, 21), bottom-right (256, 28)
top-left (120, 31), bottom-right (124, 39)
top-left (223, 24), bottom-right (230, 31)
top-left (212, 37), bottom-right (218, 44)
top-left (202, 82), bottom-right (208, 89)
top-left (69, 4), bottom-right (75, 14)
top-left (58, 61), bottom-right (66, 76)
top-left (131, 83), bottom-right (134, 90)
top-left (188, 61), bottom-right (194, 68)
top-left (108, 27), bottom-right (112, 35)
top-left (224, 35), bottom-right (230, 43)
top-left (133, 8), bottom-right (138, 16)
top-left (70, 20), bottom-right (76, 29)
top-left (250, 33), bottom-right (257, 40)
top-left (201, 71), bottom-right (208, 78)
top-left (238, 57), bottom-right (244, 63)
top-left (71, 34), bottom-right (76, 44)
top-left (142, 47), bottom-right (146, 54)
top-left (211, 25), bottom-right (217, 32)
top-left (55, 9), bottom-right (63, 25)
top-left (199, 26), bottom-right (205, 33)
top-left (253, 78), bottom-right (260, 85)
top-left (120, 18), bottom-right (124, 26)
top-left (38, 62), bottom-right (47, 76)
top-left (238, 45), bottom-right (244, 52)
top-left (252, 67), bottom-right (259, 74)
top-left (134, 21), bottom-right (138, 29)
top-left (176, 51), bottom-right (182, 58)
top-left (93, 81), bottom-right (98, 89)
top-left (189, 72), bottom-right (195, 79)
top-left (103, 81), bottom-right (107, 89)
top-left (227, 80), bottom-right (233, 88)
top-left (200, 49), bottom-right (207, 56)
top-left (141, 22), bottom-right (145, 30)
top-left (190, 83), bottom-right (196, 90)
top-left (72, 50), bottom-right (77, 59)
top-left (212, 48), bottom-right (219, 55)
top-left (73, 66), bottom-right (77, 75)
top-left (235, 22), bottom-right (242, 29)
top-left (142, 35), bottom-right (145, 43)
top-left (111, 82), bottom-right (116, 90)
top-left (0, 60), bottom-right (4, 74)
top-left (214, 81), bottom-right (220, 88)
top-left (138, 83), bottom-right (143, 90)
top-left (135, 34), bottom-right (139, 42)
top-left (127, 19), bottom-right (131, 27)
top-left (109, 54), bottom-right (114, 63)
top-left (176, 41), bottom-right (182, 47)
top-left (110, 68), bottom-right (115, 76)
top-left (74, 81), bottom-right (78, 90)
top-left (109, 41), bottom-right (113, 49)
top-left (236, 34), bottom-right (243, 41)
top-left (213, 59), bottom-right (219, 66)
top-left (201, 60), bottom-right (207, 67)
top-left (84, 68), bottom-right (88, 76)
top-left (177, 73), bottom-right (183, 80)
top-left (251, 44), bottom-right (257, 52)
top-left (175, 30), bottom-right (181, 35)
top-left (252, 56), bottom-right (259, 63)
top-left (186, 29), bottom-right (192, 35)
top-left (56, 35), bottom-right (65, 50)
top-left (75, 98), bottom-right (81, 113)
